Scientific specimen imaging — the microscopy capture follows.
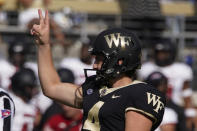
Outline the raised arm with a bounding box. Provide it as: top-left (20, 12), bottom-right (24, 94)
top-left (31, 9), bottom-right (82, 108)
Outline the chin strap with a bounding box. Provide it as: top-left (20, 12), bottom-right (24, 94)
top-left (84, 69), bottom-right (96, 78)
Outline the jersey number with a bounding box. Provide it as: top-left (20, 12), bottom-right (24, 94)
top-left (83, 101), bottom-right (104, 131)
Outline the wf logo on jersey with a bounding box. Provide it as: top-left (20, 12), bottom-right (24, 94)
top-left (1, 109), bottom-right (11, 119)
top-left (147, 92), bottom-right (164, 113)
top-left (104, 33), bottom-right (132, 48)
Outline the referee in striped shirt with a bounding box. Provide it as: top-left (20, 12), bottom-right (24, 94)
top-left (0, 88), bottom-right (15, 131)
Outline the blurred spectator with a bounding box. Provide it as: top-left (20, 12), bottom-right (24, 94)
top-left (145, 71), bottom-right (187, 131)
top-left (60, 38), bottom-right (94, 85)
top-left (17, 0), bottom-right (38, 28)
top-left (18, 8), bottom-right (39, 29)
top-left (9, 68), bottom-right (40, 131)
top-left (53, 7), bottom-right (73, 30)
top-left (138, 40), bottom-right (196, 130)
top-left (18, 0), bottom-right (51, 29)
top-left (49, 19), bottom-right (70, 47)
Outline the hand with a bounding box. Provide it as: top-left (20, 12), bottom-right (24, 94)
top-left (31, 9), bottom-right (50, 46)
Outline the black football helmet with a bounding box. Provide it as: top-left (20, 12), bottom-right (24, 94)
top-left (8, 43), bottom-right (26, 56)
top-left (154, 40), bottom-right (176, 67)
top-left (85, 28), bottom-right (141, 83)
top-left (8, 42), bottom-right (27, 67)
top-left (145, 72), bottom-right (167, 89)
top-left (57, 68), bottom-right (75, 83)
top-left (11, 68), bottom-right (37, 101)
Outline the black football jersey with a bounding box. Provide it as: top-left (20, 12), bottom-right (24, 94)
top-left (81, 76), bottom-right (166, 131)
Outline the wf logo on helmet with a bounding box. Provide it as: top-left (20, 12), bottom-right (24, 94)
top-left (104, 33), bottom-right (132, 48)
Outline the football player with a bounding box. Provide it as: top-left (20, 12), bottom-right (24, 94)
top-left (60, 41), bottom-right (94, 85)
top-left (9, 68), bottom-right (39, 131)
top-left (8, 42), bottom-right (27, 69)
top-left (138, 40), bottom-right (196, 130)
top-left (145, 72), bottom-right (178, 131)
top-left (0, 42), bottom-right (31, 90)
top-left (31, 9), bottom-right (166, 131)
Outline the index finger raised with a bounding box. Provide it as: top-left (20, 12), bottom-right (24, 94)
top-left (44, 10), bottom-right (49, 25)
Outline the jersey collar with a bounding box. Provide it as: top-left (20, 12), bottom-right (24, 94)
top-left (99, 80), bottom-right (145, 97)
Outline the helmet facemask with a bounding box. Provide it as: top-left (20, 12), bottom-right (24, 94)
top-left (87, 48), bottom-right (141, 86)
top-left (96, 50), bottom-right (123, 82)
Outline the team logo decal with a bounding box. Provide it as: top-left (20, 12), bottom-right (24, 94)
top-left (104, 33), bottom-right (132, 48)
top-left (87, 89), bottom-right (94, 95)
top-left (1, 109), bottom-right (11, 119)
top-left (111, 94), bottom-right (121, 99)
top-left (100, 88), bottom-right (107, 97)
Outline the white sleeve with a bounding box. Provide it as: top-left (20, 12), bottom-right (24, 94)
top-left (182, 64), bottom-right (193, 81)
top-left (59, 58), bottom-right (73, 68)
top-left (0, 60), bottom-right (16, 90)
top-left (138, 62), bottom-right (157, 80)
top-left (161, 107), bottom-right (178, 125)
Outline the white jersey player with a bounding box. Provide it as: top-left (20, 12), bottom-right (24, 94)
top-left (60, 43), bottom-right (94, 85)
top-left (138, 41), bottom-right (196, 130)
top-left (139, 41), bottom-right (193, 106)
top-left (60, 57), bottom-right (93, 85)
top-left (155, 107), bottom-right (178, 131)
top-left (139, 61), bottom-right (193, 106)
top-left (10, 68), bottom-right (39, 131)
top-left (0, 88), bottom-right (15, 131)
top-left (10, 93), bottom-right (37, 131)
top-left (0, 59), bottom-right (16, 90)
top-left (145, 71), bottom-right (180, 131)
